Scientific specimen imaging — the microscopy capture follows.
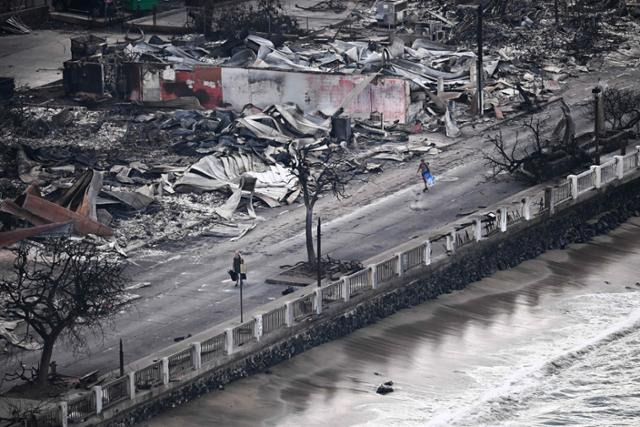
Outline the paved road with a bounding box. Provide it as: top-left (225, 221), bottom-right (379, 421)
top-left (1, 73), bottom-right (615, 383)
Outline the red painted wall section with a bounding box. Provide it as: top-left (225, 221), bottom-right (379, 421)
top-left (159, 66), bottom-right (223, 109)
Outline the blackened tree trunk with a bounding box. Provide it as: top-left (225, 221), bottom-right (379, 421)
top-left (36, 334), bottom-right (58, 387)
top-left (305, 203), bottom-right (316, 266)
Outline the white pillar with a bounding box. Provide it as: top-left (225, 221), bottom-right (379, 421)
top-left (93, 386), bottom-right (103, 415)
top-left (498, 208), bottom-right (507, 232)
top-left (314, 288), bottom-right (323, 314)
top-left (395, 253), bottom-right (402, 277)
top-left (191, 342), bottom-right (201, 371)
top-left (284, 302), bottom-right (295, 326)
top-left (59, 402), bottom-right (68, 427)
top-left (474, 218), bottom-right (482, 240)
top-left (636, 146), bottom-right (640, 169)
top-left (522, 197), bottom-right (531, 220)
top-left (161, 357), bottom-right (170, 385)
top-left (424, 240), bottom-right (431, 265)
top-left (341, 278), bottom-right (350, 302)
top-left (446, 230), bottom-right (455, 254)
top-left (370, 264), bottom-right (378, 289)
top-left (615, 155), bottom-right (624, 179)
top-left (254, 315), bottom-right (263, 340)
top-left (128, 372), bottom-right (136, 400)
top-left (568, 175), bottom-right (578, 199)
top-left (592, 165), bottom-right (602, 188)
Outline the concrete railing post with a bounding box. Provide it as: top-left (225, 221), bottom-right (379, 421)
top-left (314, 288), bottom-right (323, 314)
top-left (522, 197), bottom-right (531, 220)
top-left (191, 342), bottom-right (201, 371)
top-left (284, 302), bottom-right (295, 326)
top-left (474, 218), bottom-right (482, 241)
top-left (225, 328), bottom-right (234, 354)
top-left (615, 155), bottom-right (624, 179)
top-left (424, 240), bottom-right (431, 265)
top-left (370, 264), bottom-right (378, 289)
top-left (568, 175), bottom-right (578, 199)
top-left (254, 315), bottom-right (263, 340)
top-left (498, 208), bottom-right (507, 232)
top-left (128, 372), bottom-right (136, 400)
top-left (592, 165), bottom-right (602, 189)
top-left (446, 230), bottom-right (455, 254)
top-left (636, 146), bottom-right (640, 169)
top-left (396, 253), bottom-right (403, 277)
top-left (341, 278), bottom-right (350, 302)
top-left (59, 402), bottom-right (68, 427)
top-left (161, 357), bottom-right (170, 384)
top-left (93, 386), bottom-right (103, 415)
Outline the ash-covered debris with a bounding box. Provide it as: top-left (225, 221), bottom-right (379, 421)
top-left (1, 0), bottom-right (639, 252)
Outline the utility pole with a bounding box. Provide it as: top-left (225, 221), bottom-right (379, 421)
top-left (476, 3), bottom-right (483, 116)
top-left (317, 217), bottom-right (321, 288)
top-left (592, 86), bottom-right (602, 164)
top-left (119, 338), bottom-right (124, 377)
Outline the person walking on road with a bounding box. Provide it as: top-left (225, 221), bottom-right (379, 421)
top-left (417, 159), bottom-right (434, 192)
top-left (232, 251), bottom-right (244, 287)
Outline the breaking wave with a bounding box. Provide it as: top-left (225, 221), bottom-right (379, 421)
top-left (426, 307), bottom-right (640, 427)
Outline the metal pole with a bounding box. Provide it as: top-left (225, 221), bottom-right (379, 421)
top-left (476, 3), bottom-right (483, 116)
top-left (240, 272), bottom-right (243, 323)
top-left (593, 86), bottom-right (601, 164)
top-left (317, 217), bottom-right (321, 287)
top-left (119, 339), bottom-right (124, 377)
top-left (554, 0), bottom-right (559, 26)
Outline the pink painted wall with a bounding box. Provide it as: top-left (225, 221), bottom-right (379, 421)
top-left (136, 65), bottom-right (411, 123)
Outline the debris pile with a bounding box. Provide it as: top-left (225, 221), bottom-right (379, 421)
top-left (0, 97), bottom-right (436, 251)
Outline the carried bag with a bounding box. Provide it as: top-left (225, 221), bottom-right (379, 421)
top-left (228, 270), bottom-right (238, 281)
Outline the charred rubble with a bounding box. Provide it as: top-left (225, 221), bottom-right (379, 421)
top-left (1, 0), bottom-right (639, 253)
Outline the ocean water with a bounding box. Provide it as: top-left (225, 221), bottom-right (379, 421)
top-left (143, 218), bottom-right (640, 427)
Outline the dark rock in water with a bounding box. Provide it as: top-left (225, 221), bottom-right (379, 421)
top-left (376, 383), bottom-right (394, 395)
top-left (374, 372), bottom-right (381, 376)
top-left (384, 380), bottom-right (393, 386)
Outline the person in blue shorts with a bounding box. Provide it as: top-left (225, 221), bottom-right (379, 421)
top-left (417, 159), bottom-right (434, 192)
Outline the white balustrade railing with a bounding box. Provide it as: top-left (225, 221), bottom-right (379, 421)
top-left (553, 180), bottom-right (572, 206)
top-left (321, 280), bottom-right (344, 308)
top-left (576, 169), bottom-right (595, 194)
top-left (262, 306), bottom-right (287, 336)
top-left (600, 159), bottom-right (617, 184)
top-left (292, 293), bottom-right (315, 321)
top-left (200, 333), bottom-right (226, 364)
top-left (401, 243), bottom-right (425, 273)
top-left (168, 347), bottom-right (193, 380)
top-left (375, 257), bottom-right (398, 284)
top-left (346, 268), bottom-right (372, 295)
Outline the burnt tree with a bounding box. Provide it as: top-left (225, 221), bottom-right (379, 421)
top-left (484, 107), bottom-right (589, 183)
top-left (0, 238), bottom-right (129, 387)
top-left (279, 141), bottom-right (355, 267)
top-left (602, 87), bottom-right (640, 132)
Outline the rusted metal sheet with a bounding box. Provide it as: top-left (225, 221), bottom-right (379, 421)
top-left (21, 194), bottom-right (113, 237)
top-left (135, 65), bottom-right (411, 123)
top-left (0, 199), bottom-right (48, 226)
top-left (0, 222), bottom-right (73, 248)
